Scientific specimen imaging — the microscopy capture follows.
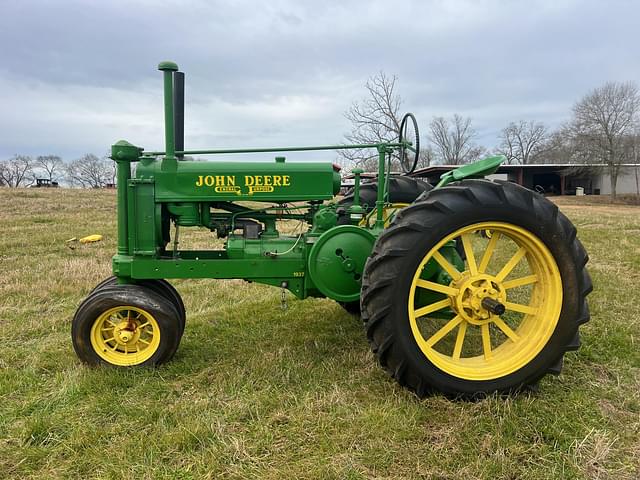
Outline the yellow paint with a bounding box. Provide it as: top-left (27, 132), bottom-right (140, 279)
top-left (89, 306), bottom-right (161, 366)
top-left (215, 185), bottom-right (242, 195)
top-left (247, 185), bottom-right (275, 195)
top-left (195, 175), bottom-right (236, 187)
top-left (407, 221), bottom-right (563, 381)
top-left (360, 203), bottom-right (409, 228)
top-left (79, 234), bottom-right (103, 244)
top-left (244, 175), bottom-right (290, 187)
top-left (195, 174), bottom-right (291, 193)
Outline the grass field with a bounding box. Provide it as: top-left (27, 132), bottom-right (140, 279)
top-left (0, 188), bottom-right (638, 479)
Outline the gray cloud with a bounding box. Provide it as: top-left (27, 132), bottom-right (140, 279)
top-left (1, 0), bottom-right (638, 160)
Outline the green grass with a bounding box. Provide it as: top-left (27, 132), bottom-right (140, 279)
top-left (0, 188), bottom-right (638, 479)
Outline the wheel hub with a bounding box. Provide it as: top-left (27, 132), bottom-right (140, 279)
top-left (113, 321), bottom-right (141, 345)
top-left (451, 273), bottom-right (506, 325)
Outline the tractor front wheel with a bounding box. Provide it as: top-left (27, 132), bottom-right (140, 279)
top-left (90, 277), bottom-right (186, 335)
top-left (361, 179), bottom-right (591, 397)
top-left (72, 284), bottom-right (182, 366)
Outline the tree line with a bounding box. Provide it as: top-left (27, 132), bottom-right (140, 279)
top-left (342, 73), bottom-right (640, 199)
top-left (3, 77), bottom-right (638, 199)
top-left (0, 154), bottom-right (116, 188)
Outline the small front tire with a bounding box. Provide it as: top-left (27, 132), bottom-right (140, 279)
top-left (90, 277), bottom-right (186, 335)
top-left (72, 284), bottom-right (182, 367)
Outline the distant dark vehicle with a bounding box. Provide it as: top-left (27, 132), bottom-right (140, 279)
top-left (34, 178), bottom-right (59, 188)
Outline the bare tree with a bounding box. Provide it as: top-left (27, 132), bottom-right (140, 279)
top-left (105, 159), bottom-right (116, 186)
top-left (429, 114), bottom-right (479, 165)
top-left (66, 154), bottom-right (111, 188)
top-left (36, 155), bottom-right (64, 182)
top-left (527, 126), bottom-right (586, 165)
top-left (416, 145), bottom-right (434, 170)
top-left (341, 72), bottom-right (403, 171)
top-left (568, 81), bottom-right (640, 200)
top-left (0, 155), bottom-right (35, 187)
top-left (498, 120), bottom-right (548, 164)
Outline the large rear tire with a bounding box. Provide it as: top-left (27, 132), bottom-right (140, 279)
top-left (338, 176), bottom-right (431, 220)
top-left (361, 179), bottom-right (591, 397)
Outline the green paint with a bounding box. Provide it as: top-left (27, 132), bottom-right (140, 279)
top-left (158, 62), bottom-right (178, 164)
top-left (106, 61), bottom-right (503, 302)
top-left (436, 155), bottom-right (504, 188)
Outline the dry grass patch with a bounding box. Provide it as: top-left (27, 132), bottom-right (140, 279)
top-left (0, 188), bottom-right (638, 479)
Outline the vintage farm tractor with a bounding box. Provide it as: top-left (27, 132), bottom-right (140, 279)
top-left (72, 61), bottom-right (592, 397)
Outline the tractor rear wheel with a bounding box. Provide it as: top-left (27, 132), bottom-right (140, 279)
top-left (337, 176), bottom-right (431, 315)
top-left (72, 284), bottom-right (181, 366)
top-left (90, 277), bottom-right (186, 335)
top-left (338, 176), bottom-right (431, 221)
top-left (361, 179), bottom-right (591, 397)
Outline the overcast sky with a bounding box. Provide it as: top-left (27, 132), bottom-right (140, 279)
top-left (1, 0), bottom-right (638, 162)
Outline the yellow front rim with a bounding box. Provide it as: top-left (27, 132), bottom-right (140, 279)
top-left (90, 306), bottom-right (161, 366)
top-left (408, 222), bottom-right (563, 381)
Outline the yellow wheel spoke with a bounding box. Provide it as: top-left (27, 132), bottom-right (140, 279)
top-left (415, 279), bottom-right (459, 296)
top-left (426, 315), bottom-right (463, 348)
top-left (496, 246), bottom-right (527, 281)
top-left (460, 233), bottom-right (478, 275)
top-left (414, 298), bottom-right (452, 318)
top-left (504, 301), bottom-right (537, 315)
top-left (406, 221), bottom-right (564, 382)
top-left (492, 317), bottom-right (520, 342)
top-left (452, 321), bottom-right (467, 360)
top-left (432, 251), bottom-right (462, 281)
top-left (503, 275), bottom-right (538, 290)
top-left (91, 306), bottom-right (162, 366)
top-left (481, 323), bottom-right (492, 360)
top-left (478, 231), bottom-right (501, 273)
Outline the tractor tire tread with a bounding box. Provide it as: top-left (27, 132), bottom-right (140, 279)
top-left (361, 179), bottom-right (591, 398)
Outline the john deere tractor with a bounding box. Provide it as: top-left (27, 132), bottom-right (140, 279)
top-left (71, 61), bottom-right (592, 397)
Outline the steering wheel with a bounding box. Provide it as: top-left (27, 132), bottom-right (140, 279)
top-left (399, 113), bottom-right (420, 174)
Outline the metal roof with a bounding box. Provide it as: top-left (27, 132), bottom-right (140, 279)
top-left (412, 163), bottom-right (640, 177)
top-left (342, 163), bottom-right (640, 180)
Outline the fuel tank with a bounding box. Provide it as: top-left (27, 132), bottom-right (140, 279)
top-left (135, 156), bottom-right (341, 202)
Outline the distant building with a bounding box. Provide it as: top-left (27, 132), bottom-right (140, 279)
top-left (343, 164), bottom-right (640, 196)
top-left (411, 164), bottom-right (640, 195)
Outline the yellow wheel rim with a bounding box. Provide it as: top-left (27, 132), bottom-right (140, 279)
top-left (408, 222), bottom-right (563, 381)
top-left (90, 306), bottom-right (161, 366)
top-left (360, 203), bottom-right (409, 228)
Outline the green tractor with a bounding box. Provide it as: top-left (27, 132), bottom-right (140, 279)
top-left (72, 61), bottom-right (592, 397)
